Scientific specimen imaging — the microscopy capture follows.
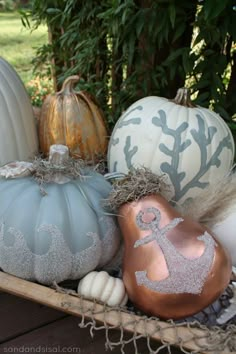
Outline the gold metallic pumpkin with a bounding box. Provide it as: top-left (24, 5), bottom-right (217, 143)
top-left (39, 75), bottom-right (108, 160)
top-left (119, 194), bottom-right (232, 320)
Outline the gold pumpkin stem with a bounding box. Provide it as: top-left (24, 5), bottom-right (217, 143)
top-left (172, 87), bottom-right (196, 108)
top-left (60, 75), bottom-right (80, 94)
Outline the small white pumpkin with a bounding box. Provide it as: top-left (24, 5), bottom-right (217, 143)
top-left (77, 271), bottom-right (128, 307)
top-left (108, 88), bottom-right (235, 204)
top-left (0, 57), bottom-right (38, 166)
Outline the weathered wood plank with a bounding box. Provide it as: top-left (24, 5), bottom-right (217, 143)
top-left (0, 271), bottom-right (232, 354)
top-left (0, 292), bottom-right (67, 343)
top-left (0, 317), bottom-right (98, 354)
top-left (0, 316), bottom-right (131, 353)
top-left (0, 316), bottom-right (182, 354)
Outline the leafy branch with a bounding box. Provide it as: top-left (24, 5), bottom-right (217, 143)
top-left (22, 0), bottom-right (236, 136)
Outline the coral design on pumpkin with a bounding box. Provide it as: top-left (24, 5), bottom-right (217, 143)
top-left (152, 110), bottom-right (233, 202)
top-left (108, 105), bottom-right (142, 172)
top-left (135, 207), bottom-right (216, 294)
top-left (123, 136), bottom-right (138, 170)
top-left (116, 106), bottom-right (143, 129)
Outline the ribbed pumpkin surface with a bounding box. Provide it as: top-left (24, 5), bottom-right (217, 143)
top-left (0, 57), bottom-right (38, 165)
top-left (0, 168), bottom-right (121, 285)
top-left (108, 88), bottom-right (235, 204)
top-left (39, 76), bottom-right (108, 160)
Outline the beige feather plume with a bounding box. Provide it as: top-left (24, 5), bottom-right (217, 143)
top-left (177, 173), bottom-right (236, 228)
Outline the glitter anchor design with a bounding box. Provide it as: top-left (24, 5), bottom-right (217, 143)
top-left (135, 207), bottom-right (216, 294)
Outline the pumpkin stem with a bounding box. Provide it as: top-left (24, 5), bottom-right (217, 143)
top-left (48, 145), bottom-right (71, 184)
top-left (32, 144), bottom-right (98, 188)
top-left (60, 75), bottom-right (80, 94)
top-left (49, 144), bottom-right (69, 165)
top-left (172, 88), bottom-right (196, 108)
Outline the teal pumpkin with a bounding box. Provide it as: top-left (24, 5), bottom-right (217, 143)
top-left (0, 145), bottom-right (121, 285)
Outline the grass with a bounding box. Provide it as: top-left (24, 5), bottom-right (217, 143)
top-left (0, 11), bottom-right (48, 83)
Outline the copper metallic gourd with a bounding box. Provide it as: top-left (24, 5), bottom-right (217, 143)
top-left (39, 75), bottom-right (108, 160)
top-left (119, 194), bottom-right (232, 320)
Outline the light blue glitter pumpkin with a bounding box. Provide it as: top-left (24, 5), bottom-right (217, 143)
top-left (0, 145), bottom-right (121, 285)
top-left (108, 88), bottom-right (235, 204)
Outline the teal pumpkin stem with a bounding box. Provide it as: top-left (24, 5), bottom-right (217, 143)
top-left (32, 145), bottom-right (85, 190)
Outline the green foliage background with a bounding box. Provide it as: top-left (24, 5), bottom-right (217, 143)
top-left (21, 0), bottom-right (236, 130)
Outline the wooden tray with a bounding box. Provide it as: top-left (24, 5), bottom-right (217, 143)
top-left (0, 271), bottom-right (234, 354)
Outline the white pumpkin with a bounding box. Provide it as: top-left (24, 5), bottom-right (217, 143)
top-left (77, 271), bottom-right (128, 307)
top-left (0, 57), bottom-right (38, 166)
top-left (211, 214), bottom-right (236, 267)
top-left (108, 88), bottom-right (235, 204)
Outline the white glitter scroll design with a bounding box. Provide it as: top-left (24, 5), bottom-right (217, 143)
top-left (0, 221), bottom-right (102, 285)
top-left (134, 207), bottom-right (216, 294)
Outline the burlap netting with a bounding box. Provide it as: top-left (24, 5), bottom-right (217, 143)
top-left (53, 283), bottom-right (236, 354)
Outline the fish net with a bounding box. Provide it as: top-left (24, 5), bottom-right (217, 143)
top-left (54, 281), bottom-right (236, 354)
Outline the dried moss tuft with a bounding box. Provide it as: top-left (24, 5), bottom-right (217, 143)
top-left (31, 155), bottom-right (106, 195)
top-left (32, 156), bottom-right (84, 183)
top-left (105, 168), bottom-right (170, 211)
